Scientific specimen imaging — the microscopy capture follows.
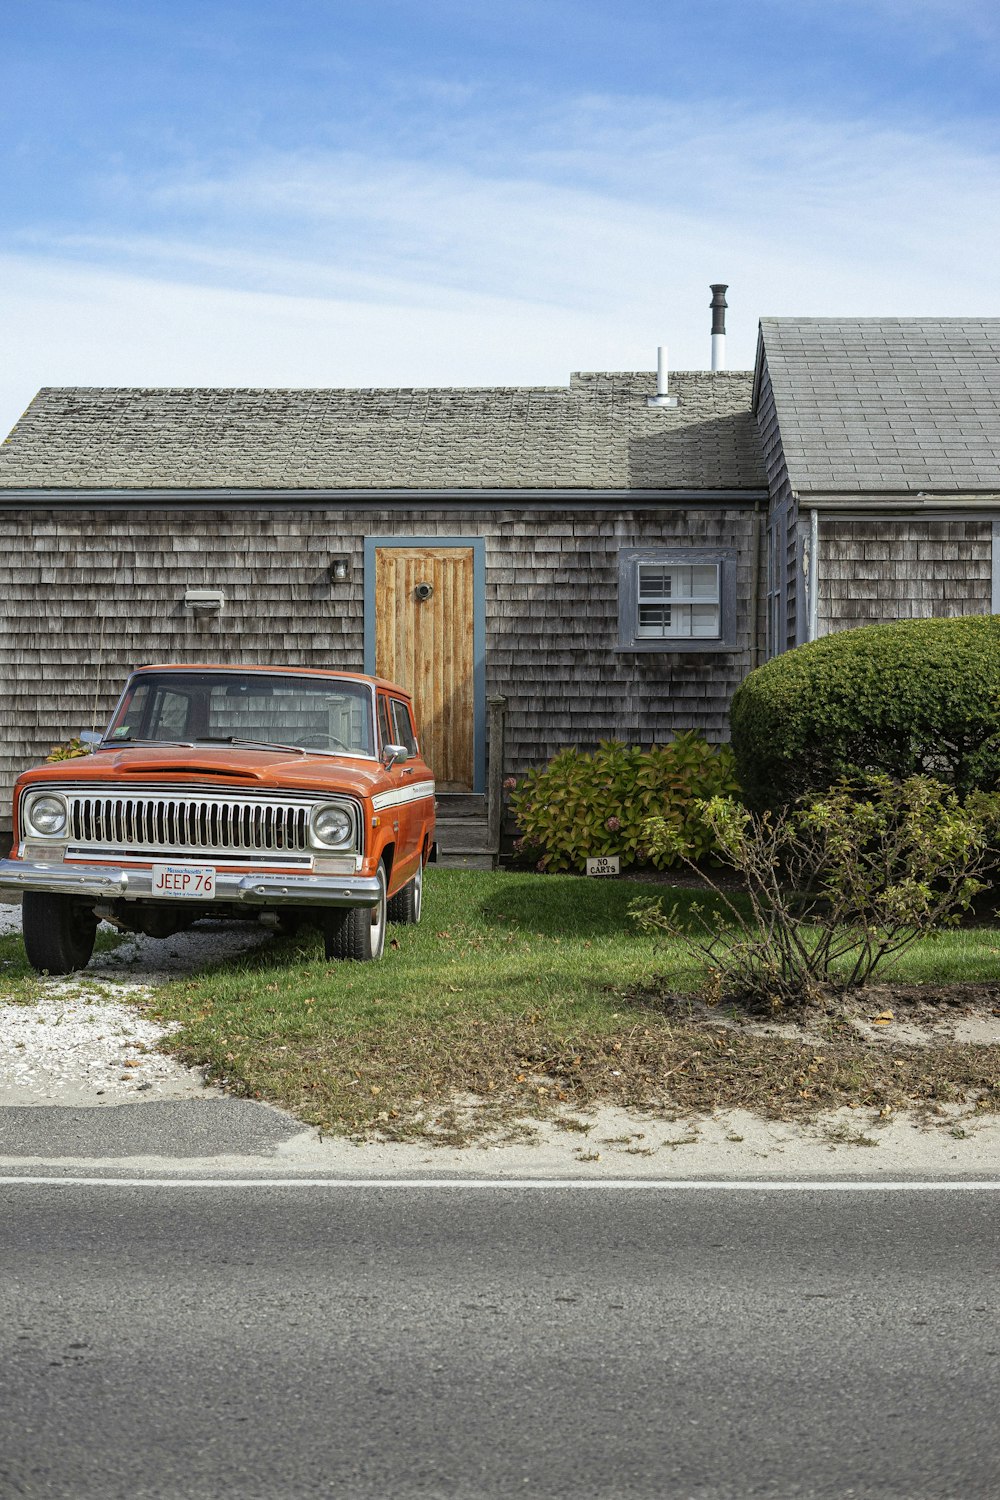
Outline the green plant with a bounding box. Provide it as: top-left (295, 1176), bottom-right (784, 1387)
top-left (632, 775), bottom-right (1000, 1008)
top-left (45, 737), bottom-right (92, 762)
top-left (730, 615), bottom-right (1000, 810)
top-left (508, 734), bottom-right (739, 873)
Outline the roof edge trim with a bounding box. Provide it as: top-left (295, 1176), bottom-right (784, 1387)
top-left (0, 485), bottom-right (769, 509)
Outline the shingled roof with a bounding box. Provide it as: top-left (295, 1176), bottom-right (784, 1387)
top-left (758, 318), bottom-right (1000, 495)
top-left (0, 371), bottom-right (764, 494)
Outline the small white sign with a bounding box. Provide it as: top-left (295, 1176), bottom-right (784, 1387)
top-left (151, 863), bottom-right (217, 899)
top-left (586, 856), bottom-right (620, 878)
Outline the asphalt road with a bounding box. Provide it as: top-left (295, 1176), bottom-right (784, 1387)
top-left (1, 1182), bottom-right (997, 1499)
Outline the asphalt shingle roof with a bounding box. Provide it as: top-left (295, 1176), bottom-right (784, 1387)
top-left (759, 318), bottom-right (1000, 494)
top-left (0, 371), bottom-right (764, 493)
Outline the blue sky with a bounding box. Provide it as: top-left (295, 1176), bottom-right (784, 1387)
top-left (2, 0), bottom-right (999, 437)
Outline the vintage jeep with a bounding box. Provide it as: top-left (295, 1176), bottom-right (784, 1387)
top-left (0, 665), bottom-right (435, 973)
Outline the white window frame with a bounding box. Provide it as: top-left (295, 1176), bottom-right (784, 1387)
top-left (617, 547), bottom-right (738, 652)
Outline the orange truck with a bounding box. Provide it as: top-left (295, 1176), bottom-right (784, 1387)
top-left (0, 665), bottom-right (435, 973)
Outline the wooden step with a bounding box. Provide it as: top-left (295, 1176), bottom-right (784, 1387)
top-left (434, 817), bottom-right (493, 855)
top-left (435, 851), bottom-right (496, 871)
top-left (435, 793), bottom-right (486, 818)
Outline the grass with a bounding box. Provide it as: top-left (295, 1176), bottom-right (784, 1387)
top-left (133, 869), bottom-right (1000, 1141)
top-left (0, 926), bottom-right (125, 1003)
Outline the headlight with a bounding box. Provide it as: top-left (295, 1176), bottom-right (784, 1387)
top-left (26, 793), bottom-right (68, 837)
top-left (311, 804), bottom-right (354, 848)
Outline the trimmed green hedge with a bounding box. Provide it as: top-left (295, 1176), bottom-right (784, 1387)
top-left (508, 734), bottom-right (738, 873)
top-left (730, 615), bottom-right (1000, 810)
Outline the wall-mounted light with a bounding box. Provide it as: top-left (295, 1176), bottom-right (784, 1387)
top-left (184, 588), bottom-right (226, 617)
top-left (329, 555), bottom-right (351, 584)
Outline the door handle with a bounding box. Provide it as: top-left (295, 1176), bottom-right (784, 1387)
top-left (400, 767), bottom-right (415, 776)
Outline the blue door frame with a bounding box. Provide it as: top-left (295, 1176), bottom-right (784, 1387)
top-left (363, 536), bottom-right (487, 794)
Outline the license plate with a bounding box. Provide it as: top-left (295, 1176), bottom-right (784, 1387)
top-left (151, 863), bottom-right (216, 899)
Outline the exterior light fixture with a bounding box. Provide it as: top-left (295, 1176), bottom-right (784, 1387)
top-left (329, 555), bottom-right (351, 584)
top-left (183, 588), bottom-right (225, 617)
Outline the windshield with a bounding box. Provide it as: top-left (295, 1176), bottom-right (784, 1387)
top-left (107, 671), bottom-right (375, 756)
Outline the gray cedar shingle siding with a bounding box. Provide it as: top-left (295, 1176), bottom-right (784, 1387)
top-left (0, 373), bottom-right (765, 493)
top-left (817, 518), bottom-right (992, 634)
top-left (758, 318), bottom-right (1000, 496)
top-left (752, 350), bottom-right (797, 650)
top-left (0, 506), bottom-right (760, 829)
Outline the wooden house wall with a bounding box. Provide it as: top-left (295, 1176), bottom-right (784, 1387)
top-left (753, 356), bottom-right (797, 650)
top-left (817, 517), bottom-right (992, 633)
top-left (0, 505), bottom-right (761, 829)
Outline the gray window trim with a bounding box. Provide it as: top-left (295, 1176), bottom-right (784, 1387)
top-left (617, 547), bottom-right (738, 653)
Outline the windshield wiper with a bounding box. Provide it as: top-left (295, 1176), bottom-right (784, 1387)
top-left (111, 739), bottom-right (198, 749)
top-left (206, 738), bottom-right (308, 755)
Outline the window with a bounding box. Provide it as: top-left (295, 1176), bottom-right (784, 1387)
top-left (377, 695), bottom-right (392, 752)
top-left (389, 699), bottom-right (417, 755)
top-left (618, 548), bottom-right (736, 651)
top-left (110, 671), bottom-right (375, 755)
top-left (636, 563), bottom-right (720, 639)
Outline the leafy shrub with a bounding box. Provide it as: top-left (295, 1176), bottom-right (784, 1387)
top-left (46, 737), bottom-right (92, 762)
top-left (730, 615), bottom-right (1000, 811)
top-left (633, 776), bottom-right (1000, 1008)
top-left (508, 734), bottom-right (738, 874)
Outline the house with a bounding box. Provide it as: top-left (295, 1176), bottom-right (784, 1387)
top-left (755, 318), bottom-right (1000, 652)
top-left (1, 312), bottom-right (996, 843)
top-left (0, 360), bottom-right (766, 838)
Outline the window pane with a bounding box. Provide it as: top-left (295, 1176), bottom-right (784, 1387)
top-left (689, 566), bottom-right (719, 600)
top-left (377, 696), bottom-right (392, 751)
top-left (634, 560), bottom-right (722, 639)
top-left (637, 562), bottom-right (719, 605)
top-left (390, 699), bottom-right (417, 754)
top-left (638, 603), bottom-right (674, 636)
top-left (690, 604), bottom-right (721, 636)
top-left (638, 568), bottom-right (672, 599)
top-left (109, 671), bottom-right (374, 753)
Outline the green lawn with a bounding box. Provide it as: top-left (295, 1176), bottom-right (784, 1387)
top-left (0, 925), bottom-right (125, 1002)
top-left (134, 868), bottom-right (1000, 1139)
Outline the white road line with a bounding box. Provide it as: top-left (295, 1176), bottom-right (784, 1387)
top-left (1, 1177), bottom-right (999, 1190)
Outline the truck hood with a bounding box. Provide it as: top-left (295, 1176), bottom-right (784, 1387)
top-left (16, 745), bottom-right (392, 800)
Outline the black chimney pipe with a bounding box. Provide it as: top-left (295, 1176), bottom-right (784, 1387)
top-left (710, 283), bottom-right (728, 369)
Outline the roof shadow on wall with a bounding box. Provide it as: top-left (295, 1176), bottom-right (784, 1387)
top-left (626, 412), bottom-right (764, 491)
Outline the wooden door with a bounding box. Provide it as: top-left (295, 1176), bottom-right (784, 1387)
top-left (373, 545), bottom-right (475, 791)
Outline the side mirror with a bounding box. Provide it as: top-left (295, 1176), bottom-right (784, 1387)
top-left (79, 731), bottom-right (104, 748)
top-left (382, 744), bottom-right (410, 769)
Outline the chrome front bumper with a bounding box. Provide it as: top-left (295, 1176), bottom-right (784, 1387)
top-left (0, 859), bottom-right (383, 909)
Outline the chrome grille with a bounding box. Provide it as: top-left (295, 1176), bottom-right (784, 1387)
top-left (69, 793), bottom-right (311, 854)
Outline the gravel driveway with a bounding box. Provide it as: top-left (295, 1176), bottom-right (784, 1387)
top-left (0, 902), bottom-right (270, 1106)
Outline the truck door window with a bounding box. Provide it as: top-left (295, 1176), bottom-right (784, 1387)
top-left (377, 696), bottom-right (392, 752)
top-left (390, 699), bottom-right (417, 755)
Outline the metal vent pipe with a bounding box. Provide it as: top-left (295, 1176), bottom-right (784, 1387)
top-left (710, 283), bottom-right (728, 371)
top-left (646, 344), bottom-right (678, 408)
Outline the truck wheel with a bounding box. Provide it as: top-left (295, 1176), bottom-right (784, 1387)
top-left (22, 892), bottom-right (98, 975)
top-left (387, 859), bottom-right (423, 925)
top-left (324, 864), bottom-right (387, 962)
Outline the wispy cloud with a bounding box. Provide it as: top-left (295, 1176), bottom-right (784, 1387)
top-left (82, 97), bottom-right (1000, 307)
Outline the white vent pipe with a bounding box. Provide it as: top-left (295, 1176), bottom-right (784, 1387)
top-left (647, 345), bottom-right (678, 408)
